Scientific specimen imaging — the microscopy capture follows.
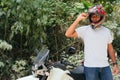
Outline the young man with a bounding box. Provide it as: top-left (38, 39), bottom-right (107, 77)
top-left (65, 4), bottom-right (119, 80)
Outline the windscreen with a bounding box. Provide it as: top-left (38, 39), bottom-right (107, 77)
top-left (33, 48), bottom-right (49, 66)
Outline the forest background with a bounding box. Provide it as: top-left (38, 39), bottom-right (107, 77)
top-left (0, 0), bottom-right (120, 80)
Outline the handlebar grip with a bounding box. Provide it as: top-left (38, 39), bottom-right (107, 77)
top-left (61, 60), bottom-right (76, 67)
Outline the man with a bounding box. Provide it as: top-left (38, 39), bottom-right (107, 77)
top-left (65, 4), bottom-right (119, 80)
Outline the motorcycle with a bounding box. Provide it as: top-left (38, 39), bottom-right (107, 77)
top-left (17, 47), bottom-right (85, 80)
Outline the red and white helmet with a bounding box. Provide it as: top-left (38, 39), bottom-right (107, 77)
top-left (88, 4), bottom-right (106, 27)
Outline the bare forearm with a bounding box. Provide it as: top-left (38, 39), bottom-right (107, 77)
top-left (108, 44), bottom-right (117, 63)
top-left (65, 13), bottom-right (88, 37)
top-left (108, 44), bottom-right (119, 75)
top-left (108, 49), bottom-right (117, 63)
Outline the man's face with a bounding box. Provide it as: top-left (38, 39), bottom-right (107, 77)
top-left (91, 14), bottom-right (101, 23)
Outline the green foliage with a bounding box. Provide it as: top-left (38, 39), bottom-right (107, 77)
top-left (103, 1), bottom-right (120, 55)
top-left (0, 40), bottom-right (13, 80)
top-left (81, 0), bottom-right (93, 10)
top-left (61, 50), bottom-right (84, 67)
top-left (44, 0), bottom-right (87, 60)
top-left (12, 60), bottom-right (29, 78)
top-left (0, 39), bottom-right (12, 50)
top-left (0, 0), bottom-right (120, 79)
top-left (0, 61), bottom-right (4, 67)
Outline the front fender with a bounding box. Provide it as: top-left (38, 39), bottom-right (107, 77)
top-left (17, 75), bottom-right (39, 80)
top-left (47, 67), bottom-right (74, 80)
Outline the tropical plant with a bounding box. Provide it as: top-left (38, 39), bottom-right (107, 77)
top-left (0, 0), bottom-right (120, 79)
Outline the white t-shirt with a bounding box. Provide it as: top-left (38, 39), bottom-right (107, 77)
top-left (75, 25), bottom-right (113, 67)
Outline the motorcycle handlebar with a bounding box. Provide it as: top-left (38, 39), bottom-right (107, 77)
top-left (61, 59), bottom-right (76, 67)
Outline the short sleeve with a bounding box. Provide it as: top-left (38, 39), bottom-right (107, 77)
top-left (108, 30), bottom-right (113, 44)
top-left (75, 26), bottom-right (88, 39)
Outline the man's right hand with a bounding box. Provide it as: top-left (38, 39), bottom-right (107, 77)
top-left (77, 13), bottom-right (89, 21)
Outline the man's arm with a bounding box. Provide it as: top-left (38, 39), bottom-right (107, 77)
top-left (65, 13), bottom-right (88, 38)
top-left (108, 43), bottom-right (119, 75)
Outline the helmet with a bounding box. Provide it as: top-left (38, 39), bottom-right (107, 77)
top-left (88, 4), bottom-right (106, 28)
top-left (66, 47), bottom-right (76, 55)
